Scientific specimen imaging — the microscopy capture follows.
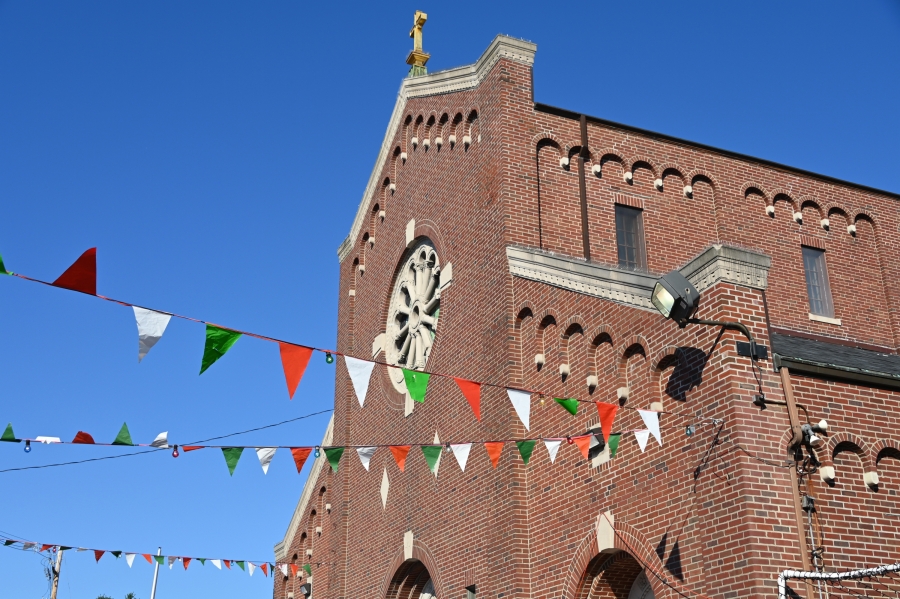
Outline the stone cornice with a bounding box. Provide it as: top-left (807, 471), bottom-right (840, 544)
top-left (506, 244), bottom-right (771, 310)
top-left (337, 35), bottom-right (537, 263)
top-left (274, 415), bottom-right (333, 561)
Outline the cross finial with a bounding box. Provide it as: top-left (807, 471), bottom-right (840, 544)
top-left (406, 11), bottom-right (430, 77)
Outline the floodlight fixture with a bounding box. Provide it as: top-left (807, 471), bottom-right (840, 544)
top-left (651, 271), bottom-right (700, 326)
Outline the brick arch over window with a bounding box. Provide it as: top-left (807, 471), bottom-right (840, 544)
top-left (379, 541), bottom-right (445, 599)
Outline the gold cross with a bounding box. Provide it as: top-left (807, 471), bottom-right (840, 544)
top-left (409, 11), bottom-right (427, 52)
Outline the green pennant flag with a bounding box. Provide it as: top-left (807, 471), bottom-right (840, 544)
top-left (235, 561), bottom-right (246, 571)
top-left (3, 540), bottom-right (14, 546)
top-left (303, 564), bottom-right (312, 575)
top-left (200, 325), bottom-right (242, 375)
top-left (112, 423), bottom-right (133, 446)
top-left (198, 558), bottom-right (206, 565)
top-left (1, 423), bottom-right (17, 442)
top-left (324, 447), bottom-right (344, 472)
top-left (111, 551), bottom-right (122, 558)
top-left (222, 447), bottom-right (244, 476)
top-left (154, 555), bottom-right (165, 565)
top-left (608, 433), bottom-right (621, 458)
top-left (0, 252), bottom-right (9, 275)
top-left (554, 398), bottom-right (579, 416)
top-left (515, 440), bottom-right (536, 465)
top-left (59, 546), bottom-right (72, 551)
top-left (421, 445), bottom-right (442, 473)
top-left (402, 369), bottom-right (431, 403)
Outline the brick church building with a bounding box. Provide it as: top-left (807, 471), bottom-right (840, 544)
top-left (274, 24), bottom-right (900, 599)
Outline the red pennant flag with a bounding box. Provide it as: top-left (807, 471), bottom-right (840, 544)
top-left (143, 554), bottom-right (153, 564)
top-left (40, 544), bottom-right (53, 552)
top-left (182, 445), bottom-right (204, 452)
top-left (484, 442), bottom-right (504, 468)
top-left (94, 550), bottom-right (105, 563)
top-left (261, 562), bottom-right (269, 577)
top-left (573, 435), bottom-right (592, 459)
top-left (72, 431), bottom-right (95, 444)
top-left (454, 378), bottom-right (481, 420)
top-left (389, 445), bottom-right (412, 472)
top-left (290, 563), bottom-right (299, 577)
top-left (279, 344), bottom-right (313, 399)
top-left (224, 560), bottom-right (231, 570)
top-left (53, 248), bottom-right (97, 295)
top-left (595, 402), bottom-right (619, 443)
top-left (183, 557), bottom-right (191, 570)
top-left (290, 448), bottom-right (312, 473)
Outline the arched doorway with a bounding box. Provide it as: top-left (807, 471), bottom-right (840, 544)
top-left (386, 560), bottom-right (438, 599)
top-left (575, 552), bottom-right (656, 599)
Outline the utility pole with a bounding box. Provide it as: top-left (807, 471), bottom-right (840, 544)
top-left (149, 547), bottom-right (162, 599)
top-left (49, 548), bottom-right (63, 599)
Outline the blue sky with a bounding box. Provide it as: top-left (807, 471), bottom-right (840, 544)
top-left (1, 2), bottom-right (898, 597)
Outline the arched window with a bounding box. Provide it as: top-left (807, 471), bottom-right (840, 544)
top-left (575, 552), bottom-right (655, 599)
top-left (386, 560), bottom-right (438, 599)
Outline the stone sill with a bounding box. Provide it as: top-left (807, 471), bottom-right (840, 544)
top-left (809, 313), bottom-right (842, 326)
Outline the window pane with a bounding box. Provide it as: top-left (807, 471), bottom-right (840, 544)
top-left (802, 247), bottom-right (834, 317)
top-left (615, 205), bottom-right (646, 270)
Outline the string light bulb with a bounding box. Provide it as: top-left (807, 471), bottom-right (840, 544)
top-left (314, 446), bottom-right (321, 458)
top-left (24, 440), bottom-right (31, 453)
top-left (685, 425), bottom-right (695, 437)
top-left (566, 437), bottom-right (573, 445)
top-left (325, 353), bottom-right (334, 364)
top-left (444, 443), bottom-right (452, 454)
top-left (172, 445), bottom-right (180, 458)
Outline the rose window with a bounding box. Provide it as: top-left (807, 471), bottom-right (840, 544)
top-left (385, 241), bottom-right (440, 393)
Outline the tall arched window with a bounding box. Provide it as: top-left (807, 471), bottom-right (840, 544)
top-left (386, 560), bottom-right (438, 599)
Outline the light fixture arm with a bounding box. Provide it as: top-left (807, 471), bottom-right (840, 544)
top-left (683, 318), bottom-right (759, 358)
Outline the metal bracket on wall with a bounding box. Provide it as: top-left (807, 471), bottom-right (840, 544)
top-left (737, 341), bottom-right (769, 360)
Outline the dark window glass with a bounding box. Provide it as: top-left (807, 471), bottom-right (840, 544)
top-left (802, 246), bottom-right (834, 317)
top-left (615, 205), bottom-right (646, 270)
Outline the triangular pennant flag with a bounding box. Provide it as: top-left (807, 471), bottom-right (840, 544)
top-left (450, 443), bottom-right (471, 472)
top-left (236, 561), bottom-right (246, 571)
top-left (506, 389), bottom-right (531, 430)
top-left (516, 440), bottom-right (537, 465)
top-left (52, 248), bottom-right (97, 295)
top-left (168, 556), bottom-right (177, 568)
top-left (608, 433), bottom-right (622, 458)
top-left (59, 546), bottom-right (72, 551)
top-left (224, 560), bottom-right (232, 570)
top-left (40, 544), bottom-right (54, 552)
top-left (484, 441), bottom-right (504, 468)
top-left (94, 550), bottom-right (105, 562)
top-left (290, 564), bottom-right (299, 577)
top-left (248, 562), bottom-right (256, 576)
top-left (222, 447), bottom-right (244, 476)
top-left (389, 445), bottom-right (411, 472)
top-left (554, 397), bottom-right (579, 416)
top-left (356, 446), bottom-right (376, 471)
top-left (573, 435), bottom-right (592, 459)
top-left (261, 563), bottom-right (268, 577)
top-left (543, 439), bottom-right (562, 463)
top-left (200, 325), bottom-right (242, 375)
top-left (635, 429), bottom-right (650, 452)
top-left (3, 540), bottom-right (14, 546)
top-left (303, 564), bottom-right (312, 575)
top-left (0, 252), bottom-right (8, 275)
top-left (133, 307), bottom-right (172, 362)
top-left (344, 356), bottom-right (376, 407)
top-left (256, 447), bottom-right (277, 474)
top-left (183, 445), bottom-right (204, 452)
top-left (1, 423), bottom-right (16, 442)
top-left (402, 369), bottom-right (431, 403)
top-left (155, 555), bottom-right (165, 565)
top-left (454, 378), bottom-right (481, 420)
top-left (111, 551), bottom-right (122, 559)
top-left (421, 445), bottom-right (442, 473)
top-left (22, 543), bottom-right (35, 551)
top-left (280, 564), bottom-right (289, 577)
top-left (290, 447), bottom-right (312, 473)
top-left (183, 557), bottom-right (192, 570)
top-left (125, 553), bottom-right (136, 567)
top-left (279, 343), bottom-right (313, 399)
top-left (143, 554), bottom-right (153, 564)
top-left (198, 558), bottom-right (206, 565)
top-left (151, 432), bottom-right (168, 448)
top-left (211, 559), bottom-right (222, 570)
top-left (324, 447), bottom-right (344, 472)
top-left (36, 436), bottom-right (61, 444)
top-left (72, 431), bottom-right (95, 444)
top-left (112, 422), bottom-right (134, 446)
top-left (638, 410), bottom-right (662, 446)
top-left (596, 402), bottom-right (619, 443)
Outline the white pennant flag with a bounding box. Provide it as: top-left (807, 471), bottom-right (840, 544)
top-left (280, 564), bottom-right (289, 577)
top-left (248, 562), bottom-right (256, 576)
top-left (543, 439), bottom-right (562, 463)
top-left (151, 432), bottom-right (168, 448)
top-left (635, 429), bottom-right (650, 452)
top-left (22, 543), bottom-right (35, 551)
top-left (344, 356), bottom-right (376, 407)
top-left (450, 443), bottom-right (472, 472)
top-left (133, 307), bottom-right (172, 362)
top-left (125, 553), bottom-right (136, 568)
top-left (506, 389), bottom-right (531, 430)
top-left (211, 559), bottom-right (222, 570)
top-left (168, 556), bottom-right (177, 569)
top-left (256, 447), bottom-right (277, 474)
top-left (356, 446), bottom-right (377, 471)
top-left (35, 436), bottom-right (61, 444)
top-left (638, 410), bottom-right (662, 446)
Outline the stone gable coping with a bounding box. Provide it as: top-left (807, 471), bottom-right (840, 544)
top-left (506, 244), bottom-right (771, 311)
top-left (337, 35), bottom-right (537, 263)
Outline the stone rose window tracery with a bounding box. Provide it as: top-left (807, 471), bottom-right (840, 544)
top-left (385, 240), bottom-right (441, 394)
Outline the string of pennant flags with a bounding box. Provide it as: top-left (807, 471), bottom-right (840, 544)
top-left (0, 248), bottom-right (692, 433)
top-left (0, 404), bottom-right (682, 477)
top-left (0, 536), bottom-right (325, 580)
